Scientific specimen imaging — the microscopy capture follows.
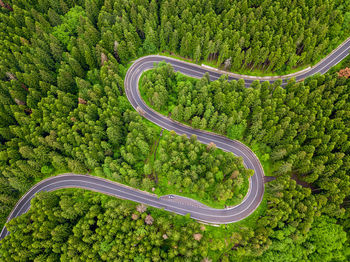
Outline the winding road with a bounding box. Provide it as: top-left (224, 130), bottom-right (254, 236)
top-left (1, 37), bottom-right (350, 240)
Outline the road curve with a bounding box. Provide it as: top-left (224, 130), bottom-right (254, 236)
top-left (0, 171), bottom-right (261, 240)
top-left (0, 57), bottom-right (265, 241)
top-left (1, 40), bottom-right (349, 240)
top-left (124, 55), bottom-right (266, 221)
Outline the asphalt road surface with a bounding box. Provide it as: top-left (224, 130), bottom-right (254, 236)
top-left (1, 38), bottom-right (349, 240)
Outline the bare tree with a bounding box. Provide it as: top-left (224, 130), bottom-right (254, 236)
top-left (78, 98), bottom-right (87, 104)
top-left (136, 106), bottom-right (145, 116)
top-left (0, 0), bottom-right (13, 11)
top-left (193, 233), bottom-right (203, 241)
top-left (136, 203), bottom-right (147, 213)
top-left (101, 52), bottom-right (108, 66)
top-left (206, 142), bottom-right (216, 152)
top-left (114, 41), bottom-right (119, 58)
top-left (145, 214), bottom-right (154, 225)
top-left (338, 67), bottom-right (350, 78)
top-left (6, 72), bottom-right (16, 80)
top-left (224, 57), bottom-right (232, 70)
top-left (14, 98), bottom-right (25, 106)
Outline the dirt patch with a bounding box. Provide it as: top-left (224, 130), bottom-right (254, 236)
top-left (291, 174), bottom-right (312, 188)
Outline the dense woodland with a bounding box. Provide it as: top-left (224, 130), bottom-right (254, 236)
top-left (0, 0), bottom-right (349, 261)
top-left (159, 0), bottom-right (350, 73)
top-left (0, 190), bottom-right (213, 261)
top-left (143, 62), bottom-right (350, 217)
top-left (0, 0), bottom-right (251, 224)
top-left (142, 62), bottom-right (350, 259)
top-left (155, 132), bottom-right (252, 207)
top-left (0, 183), bottom-right (348, 261)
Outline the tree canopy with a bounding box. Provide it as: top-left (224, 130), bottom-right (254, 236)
top-left (0, 0), bottom-right (349, 261)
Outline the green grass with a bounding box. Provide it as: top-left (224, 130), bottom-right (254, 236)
top-left (156, 177), bottom-right (249, 209)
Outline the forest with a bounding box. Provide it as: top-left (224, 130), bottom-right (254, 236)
top-left (0, 0), bottom-right (349, 261)
top-left (155, 131), bottom-right (252, 207)
top-left (0, 190), bottom-right (214, 261)
top-left (140, 60), bottom-right (350, 258)
top-left (142, 61), bottom-right (350, 214)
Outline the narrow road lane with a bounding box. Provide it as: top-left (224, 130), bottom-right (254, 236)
top-left (1, 39), bottom-right (349, 240)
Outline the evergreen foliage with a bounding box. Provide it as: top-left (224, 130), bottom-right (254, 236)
top-left (156, 132), bottom-right (251, 207)
top-left (0, 190), bottom-right (212, 261)
top-left (142, 63), bottom-right (350, 219)
top-left (0, 0), bottom-right (349, 260)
